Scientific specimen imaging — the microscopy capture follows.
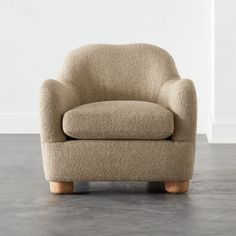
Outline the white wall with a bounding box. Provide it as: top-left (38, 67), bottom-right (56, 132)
top-left (207, 0), bottom-right (236, 142)
top-left (0, 0), bottom-right (211, 133)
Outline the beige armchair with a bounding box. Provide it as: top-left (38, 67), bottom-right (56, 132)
top-left (40, 44), bottom-right (197, 194)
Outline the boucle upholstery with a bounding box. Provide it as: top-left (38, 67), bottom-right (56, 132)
top-left (40, 43), bottom-right (197, 183)
top-left (158, 79), bottom-right (197, 142)
top-left (40, 80), bottom-right (79, 143)
top-left (58, 44), bottom-right (179, 104)
top-left (42, 140), bottom-right (195, 182)
top-left (63, 100), bottom-right (174, 140)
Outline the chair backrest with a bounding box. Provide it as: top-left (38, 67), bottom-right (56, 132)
top-left (58, 44), bottom-right (180, 104)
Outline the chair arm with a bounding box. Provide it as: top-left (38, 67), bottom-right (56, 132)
top-left (40, 79), bottom-right (79, 143)
top-left (158, 79), bottom-right (197, 142)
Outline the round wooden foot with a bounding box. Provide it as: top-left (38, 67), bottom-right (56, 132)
top-left (165, 181), bottom-right (189, 193)
top-left (50, 181), bottom-right (74, 194)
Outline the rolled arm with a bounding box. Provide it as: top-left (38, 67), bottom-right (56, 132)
top-left (40, 79), bottom-right (79, 143)
top-left (158, 79), bottom-right (197, 142)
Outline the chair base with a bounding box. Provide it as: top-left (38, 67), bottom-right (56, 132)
top-left (50, 181), bottom-right (74, 194)
top-left (49, 181), bottom-right (189, 194)
top-left (165, 181), bottom-right (189, 193)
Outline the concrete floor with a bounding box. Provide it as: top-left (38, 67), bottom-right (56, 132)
top-left (0, 135), bottom-right (236, 236)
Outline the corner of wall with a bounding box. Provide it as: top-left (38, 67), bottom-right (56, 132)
top-left (207, 116), bottom-right (236, 143)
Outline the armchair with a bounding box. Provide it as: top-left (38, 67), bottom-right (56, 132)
top-left (40, 44), bottom-right (197, 194)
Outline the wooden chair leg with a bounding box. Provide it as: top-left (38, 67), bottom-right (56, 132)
top-left (165, 181), bottom-right (189, 193)
top-left (50, 181), bottom-right (74, 194)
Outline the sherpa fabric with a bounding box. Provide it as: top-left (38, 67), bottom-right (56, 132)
top-left (158, 79), bottom-right (197, 142)
top-left (42, 140), bottom-right (195, 182)
top-left (40, 43), bottom-right (197, 182)
top-left (63, 100), bottom-right (174, 140)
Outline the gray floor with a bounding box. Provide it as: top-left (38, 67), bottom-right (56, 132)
top-left (0, 135), bottom-right (236, 236)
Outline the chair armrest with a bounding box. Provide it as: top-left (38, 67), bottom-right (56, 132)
top-left (40, 79), bottom-right (79, 143)
top-left (158, 79), bottom-right (197, 142)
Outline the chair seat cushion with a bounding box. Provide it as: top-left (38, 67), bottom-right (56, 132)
top-left (63, 101), bottom-right (174, 140)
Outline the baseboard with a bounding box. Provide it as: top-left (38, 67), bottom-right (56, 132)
top-left (0, 113), bottom-right (39, 133)
top-left (207, 116), bottom-right (236, 143)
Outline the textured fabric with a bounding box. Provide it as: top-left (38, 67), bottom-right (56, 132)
top-left (39, 44), bottom-right (190, 143)
top-left (63, 100), bottom-right (174, 140)
top-left (39, 43), bottom-right (197, 183)
top-left (42, 140), bottom-right (195, 182)
top-left (158, 79), bottom-right (197, 142)
top-left (40, 80), bottom-right (79, 142)
top-left (58, 44), bottom-right (180, 104)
